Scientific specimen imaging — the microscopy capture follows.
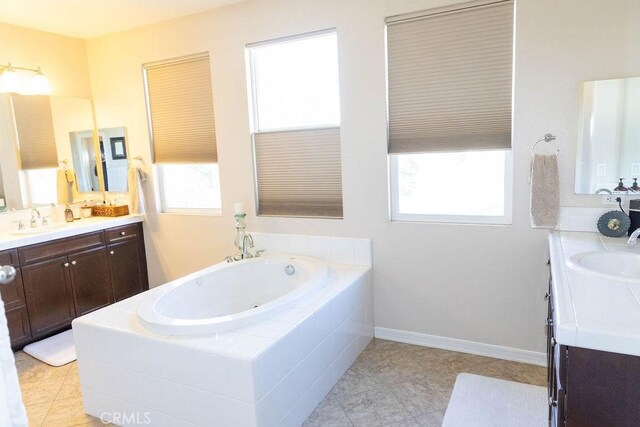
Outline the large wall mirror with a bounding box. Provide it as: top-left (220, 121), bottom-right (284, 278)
top-left (575, 77), bottom-right (640, 194)
top-left (0, 94), bottom-right (129, 210)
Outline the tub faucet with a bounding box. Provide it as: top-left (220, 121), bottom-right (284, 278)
top-left (242, 234), bottom-right (254, 259)
top-left (628, 228), bottom-right (640, 246)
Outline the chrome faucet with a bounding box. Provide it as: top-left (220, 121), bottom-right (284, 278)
top-left (241, 234), bottom-right (254, 259)
top-left (596, 188), bottom-right (613, 195)
top-left (30, 208), bottom-right (41, 228)
top-left (628, 228), bottom-right (640, 246)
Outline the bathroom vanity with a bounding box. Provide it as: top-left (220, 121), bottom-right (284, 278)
top-left (547, 232), bottom-right (640, 426)
top-left (0, 216), bottom-right (148, 350)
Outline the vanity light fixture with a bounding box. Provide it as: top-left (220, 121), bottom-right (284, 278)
top-left (0, 63), bottom-right (51, 95)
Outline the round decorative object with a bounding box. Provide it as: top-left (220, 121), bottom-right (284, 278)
top-left (597, 210), bottom-right (631, 238)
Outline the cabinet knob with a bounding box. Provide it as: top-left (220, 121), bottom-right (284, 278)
top-left (546, 318), bottom-right (554, 326)
top-left (109, 250), bottom-right (115, 255)
top-left (544, 292), bottom-right (550, 301)
top-left (63, 262), bottom-right (70, 268)
top-left (120, 231), bottom-right (126, 236)
top-left (71, 260), bottom-right (77, 266)
top-left (549, 396), bottom-right (557, 407)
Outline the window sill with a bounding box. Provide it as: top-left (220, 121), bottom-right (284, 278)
top-left (391, 213), bottom-right (512, 226)
top-left (160, 208), bottom-right (222, 217)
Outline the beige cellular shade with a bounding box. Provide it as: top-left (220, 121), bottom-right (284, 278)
top-left (387, 0), bottom-right (513, 154)
top-left (254, 127), bottom-right (343, 218)
top-left (144, 53), bottom-right (217, 163)
top-left (12, 95), bottom-right (58, 169)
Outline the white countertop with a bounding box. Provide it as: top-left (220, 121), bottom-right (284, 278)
top-left (0, 215), bottom-right (144, 251)
top-left (549, 231), bottom-right (640, 356)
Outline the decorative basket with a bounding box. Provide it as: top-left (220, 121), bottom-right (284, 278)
top-left (91, 205), bottom-right (130, 217)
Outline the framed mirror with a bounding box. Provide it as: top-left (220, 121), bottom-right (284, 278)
top-left (97, 127), bottom-right (128, 192)
top-left (575, 77), bottom-right (640, 194)
top-left (69, 129), bottom-right (100, 192)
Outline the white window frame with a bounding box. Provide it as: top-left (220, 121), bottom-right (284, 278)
top-left (389, 150), bottom-right (513, 225)
top-left (23, 168), bottom-right (58, 207)
top-left (155, 163), bottom-right (222, 216)
top-left (246, 28), bottom-right (341, 134)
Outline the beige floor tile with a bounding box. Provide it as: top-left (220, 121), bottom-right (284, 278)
top-left (20, 376), bottom-right (65, 406)
top-left (56, 382), bottom-right (83, 400)
top-left (330, 368), bottom-right (382, 399)
top-left (25, 401), bottom-right (52, 427)
top-left (341, 389), bottom-right (411, 427)
top-left (390, 380), bottom-right (451, 415)
top-left (464, 359), bottom-right (547, 387)
top-left (16, 352), bottom-right (71, 383)
top-left (303, 396), bottom-right (353, 426)
top-left (42, 395), bottom-right (96, 427)
top-left (414, 410), bottom-right (445, 427)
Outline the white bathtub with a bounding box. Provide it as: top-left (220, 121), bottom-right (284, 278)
top-left (74, 233), bottom-right (373, 427)
top-left (137, 255), bottom-right (328, 335)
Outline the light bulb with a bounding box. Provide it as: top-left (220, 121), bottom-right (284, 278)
top-left (0, 66), bottom-right (22, 93)
top-left (31, 70), bottom-right (51, 95)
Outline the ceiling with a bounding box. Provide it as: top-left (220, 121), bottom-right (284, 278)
top-left (0, 0), bottom-right (245, 39)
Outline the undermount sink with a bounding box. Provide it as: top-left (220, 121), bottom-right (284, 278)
top-left (566, 251), bottom-right (640, 283)
top-left (8, 223), bottom-right (67, 236)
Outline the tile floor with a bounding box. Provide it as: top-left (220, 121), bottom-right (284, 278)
top-left (15, 338), bottom-right (546, 427)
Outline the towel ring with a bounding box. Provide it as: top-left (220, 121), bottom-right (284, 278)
top-left (531, 133), bottom-right (559, 157)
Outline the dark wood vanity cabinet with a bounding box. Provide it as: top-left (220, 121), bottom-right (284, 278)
top-left (0, 222), bottom-right (148, 350)
top-left (547, 261), bottom-right (640, 426)
top-left (0, 249), bottom-right (32, 348)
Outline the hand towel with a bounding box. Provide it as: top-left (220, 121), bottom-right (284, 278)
top-left (530, 154), bottom-right (559, 228)
top-left (128, 167), bottom-right (146, 214)
top-left (56, 169), bottom-right (69, 205)
top-left (65, 169), bottom-right (78, 203)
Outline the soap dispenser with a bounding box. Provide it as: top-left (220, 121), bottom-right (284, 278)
top-left (631, 178), bottom-right (640, 193)
top-left (64, 205), bottom-right (74, 223)
top-left (614, 178), bottom-right (628, 192)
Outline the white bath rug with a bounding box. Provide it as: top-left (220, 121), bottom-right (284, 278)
top-left (23, 329), bottom-right (77, 367)
top-left (443, 373), bottom-right (547, 427)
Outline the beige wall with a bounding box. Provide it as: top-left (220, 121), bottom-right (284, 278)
top-left (0, 22), bottom-right (91, 98)
top-left (83, 0), bottom-right (640, 353)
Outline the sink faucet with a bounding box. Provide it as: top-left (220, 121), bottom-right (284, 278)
top-left (30, 208), bottom-right (41, 228)
top-left (628, 228), bottom-right (640, 246)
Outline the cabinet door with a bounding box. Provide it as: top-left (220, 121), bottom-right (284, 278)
top-left (5, 306), bottom-right (32, 349)
top-left (68, 247), bottom-right (114, 316)
top-left (22, 256), bottom-right (75, 338)
top-left (107, 240), bottom-right (144, 301)
top-left (0, 267), bottom-right (26, 311)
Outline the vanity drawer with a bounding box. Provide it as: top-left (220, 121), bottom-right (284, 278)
top-left (0, 249), bottom-right (19, 267)
top-left (19, 232), bottom-right (105, 265)
top-left (105, 224), bottom-right (140, 244)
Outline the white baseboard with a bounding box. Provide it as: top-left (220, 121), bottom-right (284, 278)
top-left (374, 327), bottom-right (546, 367)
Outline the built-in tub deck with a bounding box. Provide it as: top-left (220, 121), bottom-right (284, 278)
top-left (73, 233), bottom-right (373, 427)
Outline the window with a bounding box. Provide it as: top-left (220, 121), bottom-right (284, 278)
top-left (247, 30), bottom-right (343, 218)
top-left (143, 53), bottom-right (221, 214)
top-left (386, 0), bottom-right (514, 224)
top-left (25, 168), bottom-right (57, 206)
top-left (157, 163), bottom-right (221, 213)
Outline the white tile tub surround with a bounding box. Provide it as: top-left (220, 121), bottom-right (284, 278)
top-left (73, 236), bottom-right (373, 427)
top-left (250, 233), bottom-right (372, 267)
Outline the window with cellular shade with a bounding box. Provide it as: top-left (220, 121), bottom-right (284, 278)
top-left (11, 95), bottom-right (58, 169)
top-left (144, 53), bottom-right (217, 163)
top-left (254, 127), bottom-right (342, 218)
top-left (386, 0), bottom-right (513, 154)
top-left (248, 30), bottom-right (343, 218)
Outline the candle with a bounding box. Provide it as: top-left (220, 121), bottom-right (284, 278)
top-left (234, 203), bottom-right (245, 215)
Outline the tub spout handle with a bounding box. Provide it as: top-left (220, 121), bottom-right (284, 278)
top-left (255, 249), bottom-right (265, 257)
top-left (224, 255), bottom-right (234, 263)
